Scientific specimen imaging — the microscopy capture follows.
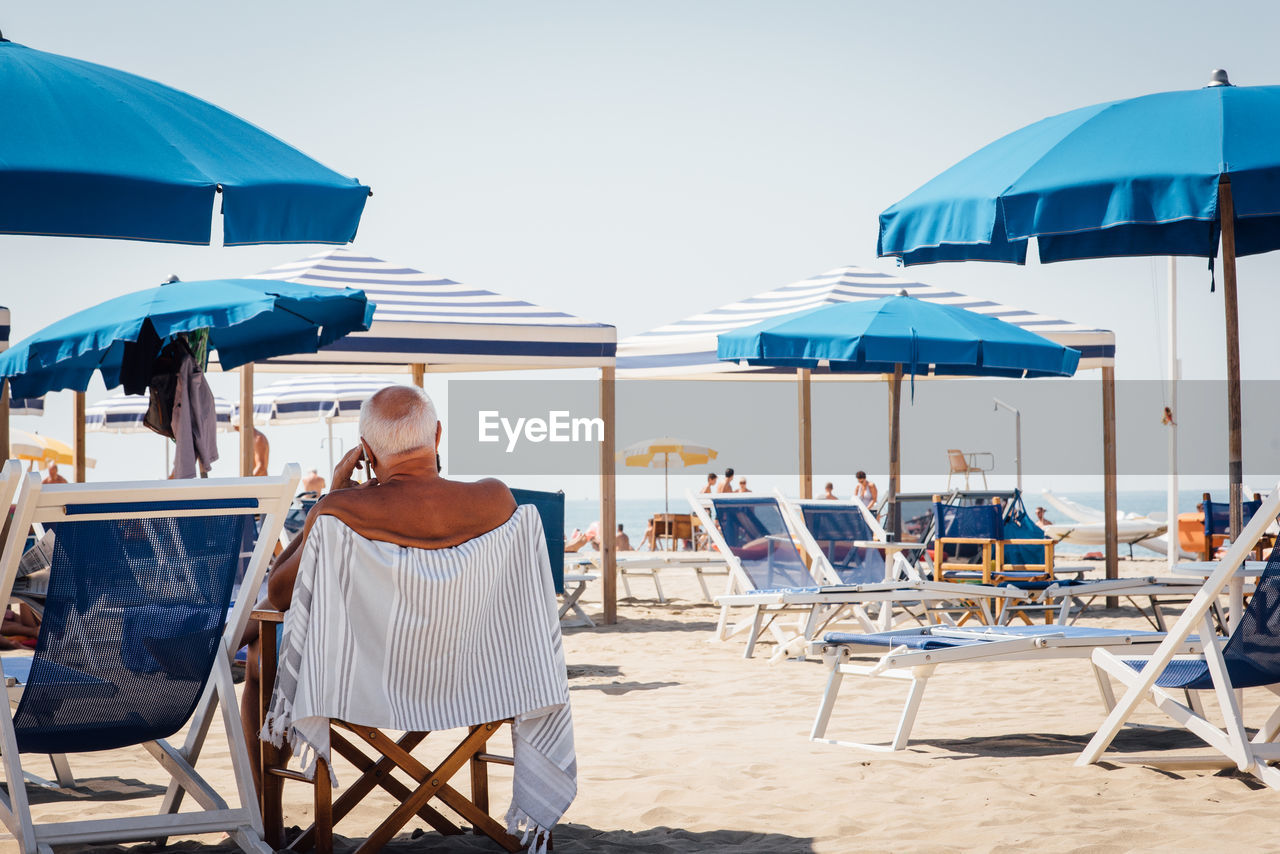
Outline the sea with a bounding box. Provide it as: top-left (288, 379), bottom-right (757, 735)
top-left (564, 490), bottom-right (1223, 557)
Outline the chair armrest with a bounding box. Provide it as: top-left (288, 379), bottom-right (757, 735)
top-left (937, 536), bottom-right (1000, 545)
top-left (251, 609), bottom-right (284, 624)
top-left (1001, 539), bottom-right (1056, 546)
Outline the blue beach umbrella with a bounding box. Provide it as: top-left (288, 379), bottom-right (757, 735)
top-left (718, 294), bottom-right (1079, 527)
top-left (0, 35), bottom-right (369, 246)
top-left (877, 70), bottom-right (1274, 530)
top-left (0, 279), bottom-right (375, 399)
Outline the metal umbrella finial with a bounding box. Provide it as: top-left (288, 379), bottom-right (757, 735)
top-left (898, 289), bottom-right (909, 297)
top-left (1207, 69), bottom-right (1232, 87)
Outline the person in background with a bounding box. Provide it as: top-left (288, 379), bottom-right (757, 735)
top-left (301, 469), bottom-right (326, 495)
top-left (821, 482), bottom-right (838, 500)
top-left (854, 471), bottom-right (877, 508)
top-left (699, 472), bottom-right (718, 494)
top-left (716, 467), bottom-right (736, 493)
top-left (737, 477), bottom-right (749, 493)
top-left (1035, 506), bottom-right (1053, 526)
top-left (233, 425), bottom-right (270, 476)
top-left (41, 463), bottom-right (67, 485)
top-left (616, 523), bottom-right (632, 551)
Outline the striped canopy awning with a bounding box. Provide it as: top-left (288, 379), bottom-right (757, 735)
top-left (250, 249), bottom-right (616, 373)
top-left (617, 266), bottom-right (1114, 379)
top-left (86, 392), bottom-right (234, 434)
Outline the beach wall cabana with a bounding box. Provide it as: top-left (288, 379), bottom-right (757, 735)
top-left (617, 266), bottom-right (1122, 578)
top-left (247, 249), bottom-right (622, 620)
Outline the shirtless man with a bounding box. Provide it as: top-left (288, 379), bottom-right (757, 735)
top-left (239, 385), bottom-right (515, 792)
top-left (41, 463), bottom-right (67, 485)
top-left (233, 425), bottom-right (271, 476)
top-left (716, 467), bottom-right (736, 494)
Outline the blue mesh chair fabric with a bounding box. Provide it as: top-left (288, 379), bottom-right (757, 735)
top-left (934, 502), bottom-right (1002, 564)
top-left (711, 497), bottom-right (813, 590)
top-left (511, 488), bottom-right (565, 594)
top-left (1203, 498), bottom-right (1264, 539)
top-left (12, 511), bottom-right (253, 755)
top-left (799, 504), bottom-right (885, 585)
top-left (1124, 545), bottom-right (1280, 691)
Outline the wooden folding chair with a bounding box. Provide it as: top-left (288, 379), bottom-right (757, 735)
top-left (253, 609), bottom-right (523, 854)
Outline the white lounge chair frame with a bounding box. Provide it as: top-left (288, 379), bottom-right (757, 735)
top-left (693, 490), bottom-right (1022, 662)
top-left (0, 463), bottom-right (298, 854)
top-left (1078, 480), bottom-right (1280, 786)
top-left (809, 626), bottom-right (1205, 752)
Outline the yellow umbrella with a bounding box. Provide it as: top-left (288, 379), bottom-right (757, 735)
top-left (619, 437), bottom-right (717, 518)
top-left (11, 429), bottom-right (95, 470)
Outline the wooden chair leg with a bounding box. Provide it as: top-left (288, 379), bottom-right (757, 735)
top-left (314, 755), bottom-right (333, 854)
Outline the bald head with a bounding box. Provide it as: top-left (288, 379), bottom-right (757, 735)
top-left (358, 386), bottom-right (439, 460)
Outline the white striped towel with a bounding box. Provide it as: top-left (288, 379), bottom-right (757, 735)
top-left (261, 505), bottom-right (576, 851)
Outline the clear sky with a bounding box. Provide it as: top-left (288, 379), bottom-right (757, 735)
top-left (6, 1), bottom-right (1280, 500)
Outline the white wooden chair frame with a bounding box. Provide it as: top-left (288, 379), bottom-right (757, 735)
top-left (1078, 481), bottom-right (1280, 786)
top-left (691, 491), bottom-right (1020, 663)
top-left (611, 551), bottom-right (729, 603)
top-left (809, 626), bottom-right (1205, 752)
top-left (0, 463), bottom-right (298, 854)
top-left (1043, 575), bottom-right (1231, 630)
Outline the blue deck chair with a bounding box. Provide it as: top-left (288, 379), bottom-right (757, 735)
top-left (510, 488), bottom-right (565, 594)
top-left (1201, 492), bottom-right (1266, 561)
top-left (793, 501), bottom-right (886, 585)
top-left (1084, 487), bottom-right (1280, 788)
top-left (933, 500), bottom-right (1057, 623)
top-left (0, 465), bottom-right (298, 854)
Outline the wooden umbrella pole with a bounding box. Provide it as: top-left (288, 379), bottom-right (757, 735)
top-left (240, 363), bottom-right (255, 477)
top-left (0, 379), bottom-right (9, 462)
top-left (1219, 177), bottom-right (1244, 539)
top-left (411, 363), bottom-right (425, 388)
top-left (887, 365), bottom-right (903, 537)
top-left (599, 366), bottom-right (617, 624)
top-left (73, 391), bottom-right (86, 482)
top-left (797, 368), bottom-right (813, 500)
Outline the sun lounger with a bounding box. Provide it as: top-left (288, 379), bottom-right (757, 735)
top-left (1078, 482), bottom-right (1280, 788)
top-left (604, 550), bottom-right (729, 603)
top-left (808, 623), bottom-right (1204, 751)
top-left (0, 461), bottom-right (297, 854)
top-left (692, 491), bottom-right (1022, 662)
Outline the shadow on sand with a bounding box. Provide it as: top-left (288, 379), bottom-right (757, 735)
top-left (6, 776), bottom-right (166, 805)
top-left (370, 823), bottom-right (817, 853)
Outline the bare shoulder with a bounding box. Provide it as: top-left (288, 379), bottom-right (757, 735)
top-left (465, 477), bottom-right (517, 517)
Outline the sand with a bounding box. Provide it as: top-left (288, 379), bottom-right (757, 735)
top-left (3, 557), bottom-right (1276, 854)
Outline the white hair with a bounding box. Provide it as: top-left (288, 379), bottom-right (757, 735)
top-left (358, 385), bottom-right (438, 459)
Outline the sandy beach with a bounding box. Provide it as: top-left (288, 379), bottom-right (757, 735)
top-left (4, 557), bottom-right (1275, 854)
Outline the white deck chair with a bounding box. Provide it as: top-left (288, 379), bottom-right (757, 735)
top-left (0, 464), bottom-right (298, 854)
top-left (1078, 482), bottom-right (1280, 786)
top-left (808, 624), bottom-right (1205, 751)
top-left (692, 491), bottom-right (1021, 663)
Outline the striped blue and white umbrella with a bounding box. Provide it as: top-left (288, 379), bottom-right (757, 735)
top-left (617, 266), bottom-right (1114, 378)
top-left (86, 392), bottom-right (233, 476)
top-left (86, 392), bottom-right (235, 433)
top-left (245, 375), bottom-right (395, 425)
top-left (250, 249), bottom-right (616, 373)
top-left (242, 375), bottom-right (397, 473)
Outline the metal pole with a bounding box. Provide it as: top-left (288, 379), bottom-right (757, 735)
top-left (1167, 257), bottom-right (1180, 573)
top-left (327, 419), bottom-right (335, 478)
top-left (993, 398), bottom-right (1021, 492)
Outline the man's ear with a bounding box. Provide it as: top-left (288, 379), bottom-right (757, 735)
top-left (361, 438), bottom-right (378, 471)
top-left (435, 420), bottom-right (443, 449)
